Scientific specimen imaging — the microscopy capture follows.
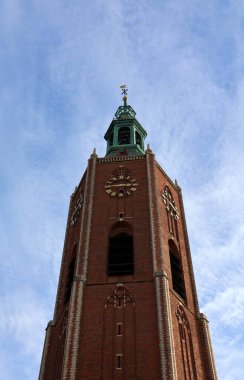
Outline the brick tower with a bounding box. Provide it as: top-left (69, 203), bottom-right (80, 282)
top-left (39, 89), bottom-right (217, 380)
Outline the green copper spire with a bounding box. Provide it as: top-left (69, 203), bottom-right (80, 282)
top-left (104, 86), bottom-right (147, 157)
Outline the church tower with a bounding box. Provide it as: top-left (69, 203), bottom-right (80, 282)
top-left (39, 88), bottom-right (217, 380)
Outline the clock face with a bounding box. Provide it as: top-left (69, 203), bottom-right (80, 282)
top-left (105, 166), bottom-right (138, 197)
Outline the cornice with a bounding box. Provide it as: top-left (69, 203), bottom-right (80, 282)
top-left (98, 154), bottom-right (145, 163)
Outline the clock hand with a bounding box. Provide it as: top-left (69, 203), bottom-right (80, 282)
top-left (105, 183), bottom-right (137, 188)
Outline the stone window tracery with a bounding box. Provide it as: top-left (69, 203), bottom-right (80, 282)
top-left (162, 185), bottom-right (179, 240)
top-left (105, 285), bottom-right (135, 308)
top-left (176, 304), bottom-right (197, 380)
top-left (102, 285), bottom-right (136, 378)
top-left (54, 311), bottom-right (68, 379)
top-left (70, 191), bottom-right (83, 226)
top-left (162, 185), bottom-right (179, 220)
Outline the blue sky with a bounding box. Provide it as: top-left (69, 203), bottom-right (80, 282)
top-left (0, 1), bottom-right (244, 379)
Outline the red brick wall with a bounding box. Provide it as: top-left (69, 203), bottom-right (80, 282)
top-left (40, 154), bottom-right (215, 380)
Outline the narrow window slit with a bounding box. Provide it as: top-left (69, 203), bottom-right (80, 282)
top-left (116, 354), bottom-right (122, 369)
top-left (117, 323), bottom-right (123, 336)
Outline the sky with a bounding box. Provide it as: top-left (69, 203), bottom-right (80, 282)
top-left (0, 0), bottom-right (244, 379)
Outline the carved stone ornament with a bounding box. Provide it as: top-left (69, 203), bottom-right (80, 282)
top-left (176, 304), bottom-right (189, 327)
top-left (105, 285), bottom-right (135, 308)
top-left (70, 192), bottom-right (83, 226)
top-left (105, 166), bottom-right (138, 197)
top-left (59, 312), bottom-right (68, 339)
top-left (161, 185), bottom-right (180, 220)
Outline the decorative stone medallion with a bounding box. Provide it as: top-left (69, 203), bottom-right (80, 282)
top-left (105, 166), bottom-right (138, 197)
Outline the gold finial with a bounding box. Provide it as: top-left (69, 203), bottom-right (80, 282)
top-left (120, 84), bottom-right (128, 106)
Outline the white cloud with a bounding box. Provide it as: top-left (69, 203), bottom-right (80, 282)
top-left (0, 289), bottom-right (49, 379)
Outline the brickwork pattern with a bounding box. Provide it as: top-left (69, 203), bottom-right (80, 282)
top-left (39, 151), bottom-right (217, 380)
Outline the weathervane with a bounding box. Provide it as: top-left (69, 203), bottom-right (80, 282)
top-left (120, 84), bottom-right (128, 106)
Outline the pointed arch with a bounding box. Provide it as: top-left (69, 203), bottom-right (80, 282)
top-left (105, 284), bottom-right (135, 308)
top-left (176, 304), bottom-right (197, 380)
top-left (169, 239), bottom-right (186, 301)
top-left (108, 222), bottom-right (134, 276)
top-left (102, 285), bottom-right (136, 379)
top-left (53, 310), bottom-right (68, 379)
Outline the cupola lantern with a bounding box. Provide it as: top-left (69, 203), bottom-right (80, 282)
top-left (104, 85), bottom-right (147, 156)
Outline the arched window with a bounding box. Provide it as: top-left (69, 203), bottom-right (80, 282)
top-left (176, 304), bottom-right (197, 379)
top-left (109, 132), bottom-right (114, 146)
top-left (65, 243), bottom-right (77, 304)
top-left (169, 240), bottom-right (186, 301)
top-left (118, 127), bottom-right (130, 145)
top-left (135, 131), bottom-right (142, 148)
top-left (102, 285), bottom-right (136, 378)
top-left (54, 311), bottom-right (68, 379)
top-left (108, 223), bottom-right (134, 276)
